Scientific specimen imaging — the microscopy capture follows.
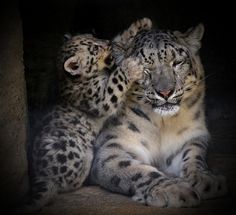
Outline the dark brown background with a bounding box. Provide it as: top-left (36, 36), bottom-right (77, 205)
top-left (19, 0), bottom-right (236, 154)
top-left (0, 0), bottom-right (235, 213)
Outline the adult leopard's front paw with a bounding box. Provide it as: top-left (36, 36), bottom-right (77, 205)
top-left (186, 170), bottom-right (227, 200)
top-left (122, 57), bottom-right (144, 83)
top-left (134, 179), bottom-right (200, 207)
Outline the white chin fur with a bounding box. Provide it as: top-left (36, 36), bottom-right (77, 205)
top-left (154, 105), bottom-right (180, 116)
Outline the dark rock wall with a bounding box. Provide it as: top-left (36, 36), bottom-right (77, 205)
top-left (0, 4), bottom-right (28, 208)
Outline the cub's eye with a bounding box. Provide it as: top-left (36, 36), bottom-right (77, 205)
top-left (144, 68), bottom-right (151, 76)
top-left (172, 60), bottom-right (184, 68)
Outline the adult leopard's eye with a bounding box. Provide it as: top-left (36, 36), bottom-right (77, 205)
top-left (172, 60), bottom-right (184, 68)
top-left (144, 68), bottom-right (151, 76)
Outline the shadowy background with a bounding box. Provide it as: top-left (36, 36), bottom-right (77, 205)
top-left (19, 0), bottom-right (236, 154)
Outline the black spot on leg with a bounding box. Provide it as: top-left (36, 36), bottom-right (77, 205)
top-left (104, 134), bottom-right (117, 142)
top-left (131, 173), bottom-right (143, 181)
top-left (110, 175), bottom-right (121, 187)
top-left (69, 140), bottom-right (75, 147)
top-left (128, 187), bottom-right (135, 195)
top-left (182, 149), bottom-right (191, 159)
top-left (52, 166), bottom-right (58, 175)
top-left (74, 161), bottom-right (81, 168)
top-left (204, 184), bottom-right (211, 192)
top-left (128, 122), bottom-right (140, 133)
top-left (179, 195), bottom-right (186, 202)
top-left (108, 87), bottom-right (113, 94)
top-left (66, 170), bottom-right (73, 177)
top-left (68, 151), bottom-right (74, 160)
top-left (118, 75), bottom-right (124, 82)
top-left (57, 154), bottom-right (67, 164)
top-left (103, 104), bottom-right (110, 111)
top-left (112, 77), bottom-right (118, 84)
top-left (191, 142), bottom-right (207, 150)
top-left (110, 95), bottom-right (118, 103)
top-left (183, 157), bottom-right (190, 162)
top-left (108, 116), bottom-right (122, 127)
top-left (195, 155), bottom-right (204, 162)
top-left (60, 166), bottom-right (67, 173)
top-left (130, 107), bottom-right (151, 121)
top-left (119, 160), bottom-right (131, 168)
top-left (191, 191), bottom-right (200, 200)
top-left (102, 155), bottom-right (119, 167)
top-left (117, 84), bottom-right (123, 91)
top-left (107, 143), bottom-right (123, 149)
top-left (149, 172), bottom-right (161, 179)
top-left (137, 179), bottom-right (152, 188)
top-left (53, 141), bottom-right (66, 152)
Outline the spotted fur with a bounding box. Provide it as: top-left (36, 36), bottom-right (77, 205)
top-left (90, 22), bottom-right (227, 207)
top-left (18, 18), bottom-right (152, 214)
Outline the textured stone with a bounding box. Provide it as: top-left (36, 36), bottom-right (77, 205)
top-left (0, 4), bottom-right (28, 208)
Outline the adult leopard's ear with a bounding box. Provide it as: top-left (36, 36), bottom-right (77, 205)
top-left (175, 23), bottom-right (204, 54)
top-left (64, 56), bottom-right (81, 75)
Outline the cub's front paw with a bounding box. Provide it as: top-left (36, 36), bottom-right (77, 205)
top-left (134, 179), bottom-right (200, 207)
top-left (186, 170), bottom-right (227, 200)
top-left (122, 57), bottom-right (144, 83)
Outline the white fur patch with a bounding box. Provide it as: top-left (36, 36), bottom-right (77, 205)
top-left (154, 105), bottom-right (180, 116)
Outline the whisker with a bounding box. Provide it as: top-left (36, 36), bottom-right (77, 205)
top-left (184, 73), bottom-right (215, 90)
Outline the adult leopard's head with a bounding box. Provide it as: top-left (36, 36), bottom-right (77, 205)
top-left (114, 24), bottom-right (205, 116)
top-left (58, 34), bottom-right (114, 78)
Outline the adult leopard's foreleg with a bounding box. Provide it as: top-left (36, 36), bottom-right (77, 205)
top-left (91, 135), bottom-right (200, 207)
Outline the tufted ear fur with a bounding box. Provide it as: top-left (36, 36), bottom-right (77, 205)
top-left (64, 56), bottom-right (81, 75)
top-left (175, 23), bottom-right (204, 54)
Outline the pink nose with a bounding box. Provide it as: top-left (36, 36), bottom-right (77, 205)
top-left (159, 90), bottom-right (172, 98)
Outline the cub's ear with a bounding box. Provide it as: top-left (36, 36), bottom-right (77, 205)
top-left (175, 23), bottom-right (204, 54)
top-left (64, 56), bottom-right (81, 75)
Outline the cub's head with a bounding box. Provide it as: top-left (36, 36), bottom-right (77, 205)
top-left (114, 24), bottom-right (205, 116)
top-left (58, 34), bottom-right (114, 78)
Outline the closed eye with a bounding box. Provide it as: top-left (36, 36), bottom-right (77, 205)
top-left (173, 60), bottom-right (184, 68)
top-left (144, 68), bottom-right (151, 76)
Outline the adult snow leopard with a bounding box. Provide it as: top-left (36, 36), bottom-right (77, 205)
top-left (90, 22), bottom-right (227, 207)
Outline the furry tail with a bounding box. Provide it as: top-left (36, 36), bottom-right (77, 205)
top-left (12, 180), bottom-right (57, 214)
